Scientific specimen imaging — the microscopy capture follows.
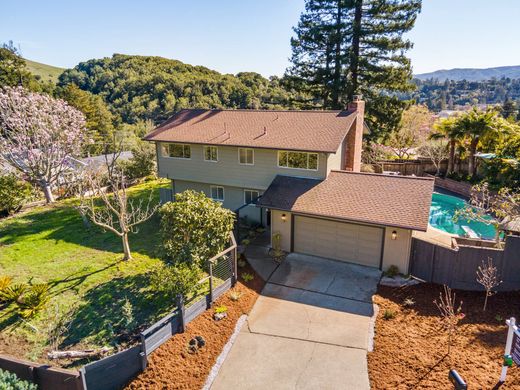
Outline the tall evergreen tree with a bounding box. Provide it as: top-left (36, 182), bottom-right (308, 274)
top-left (288, 0), bottom-right (422, 139)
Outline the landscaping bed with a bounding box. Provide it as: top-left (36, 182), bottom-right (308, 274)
top-left (126, 262), bottom-right (264, 390)
top-left (368, 283), bottom-right (520, 389)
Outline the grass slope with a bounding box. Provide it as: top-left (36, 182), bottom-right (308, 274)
top-left (24, 59), bottom-right (65, 84)
top-left (0, 180), bottom-right (173, 363)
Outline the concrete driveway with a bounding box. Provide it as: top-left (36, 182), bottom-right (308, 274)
top-left (210, 253), bottom-right (381, 390)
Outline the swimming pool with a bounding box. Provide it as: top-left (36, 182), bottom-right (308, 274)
top-left (429, 192), bottom-right (496, 240)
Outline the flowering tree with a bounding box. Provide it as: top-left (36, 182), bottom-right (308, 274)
top-left (0, 87), bottom-right (87, 203)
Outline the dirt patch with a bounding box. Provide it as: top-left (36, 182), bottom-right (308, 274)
top-left (368, 283), bottom-right (520, 389)
top-left (126, 262), bottom-right (264, 390)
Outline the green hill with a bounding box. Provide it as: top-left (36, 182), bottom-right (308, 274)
top-left (24, 59), bottom-right (65, 84)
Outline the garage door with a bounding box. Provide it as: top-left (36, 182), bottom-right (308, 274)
top-left (294, 216), bottom-right (383, 268)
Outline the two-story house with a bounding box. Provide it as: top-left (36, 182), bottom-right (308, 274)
top-left (144, 97), bottom-right (434, 273)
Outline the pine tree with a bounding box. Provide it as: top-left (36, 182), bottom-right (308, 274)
top-left (288, 0), bottom-right (350, 109)
top-left (288, 0), bottom-right (422, 139)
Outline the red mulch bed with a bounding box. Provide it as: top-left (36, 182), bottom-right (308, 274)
top-left (368, 283), bottom-right (520, 389)
top-left (126, 262), bottom-right (264, 390)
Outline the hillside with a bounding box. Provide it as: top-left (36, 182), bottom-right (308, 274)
top-left (24, 59), bottom-right (65, 83)
top-left (58, 54), bottom-right (308, 124)
top-left (415, 65), bottom-right (520, 82)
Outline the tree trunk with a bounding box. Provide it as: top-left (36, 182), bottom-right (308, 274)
top-left (42, 183), bottom-right (55, 204)
top-left (331, 1), bottom-right (343, 108)
top-left (348, 0), bottom-right (363, 100)
top-left (447, 139), bottom-right (455, 175)
top-left (122, 233), bottom-right (132, 260)
top-left (468, 138), bottom-right (479, 177)
top-left (494, 225), bottom-right (501, 247)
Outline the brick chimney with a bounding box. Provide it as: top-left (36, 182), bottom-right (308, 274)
top-left (344, 95), bottom-right (365, 172)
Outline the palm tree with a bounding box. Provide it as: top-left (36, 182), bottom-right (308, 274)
top-left (431, 116), bottom-right (463, 175)
top-left (457, 109), bottom-right (498, 177)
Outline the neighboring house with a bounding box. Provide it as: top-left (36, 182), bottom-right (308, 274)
top-left (145, 97), bottom-right (434, 272)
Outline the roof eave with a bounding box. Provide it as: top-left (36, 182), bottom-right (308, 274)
top-left (142, 138), bottom-right (338, 153)
top-left (257, 204), bottom-right (429, 232)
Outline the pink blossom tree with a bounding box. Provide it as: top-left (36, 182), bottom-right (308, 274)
top-left (0, 87), bottom-right (88, 203)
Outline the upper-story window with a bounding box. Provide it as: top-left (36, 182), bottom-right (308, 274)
top-left (204, 146), bottom-right (218, 162)
top-left (238, 148), bottom-right (254, 165)
top-left (278, 151), bottom-right (318, 170)
top-left (162, 143), bottom-right (191, 159)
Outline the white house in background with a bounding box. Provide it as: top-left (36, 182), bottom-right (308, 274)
top-left (144, 97), bottom-right (434, 273)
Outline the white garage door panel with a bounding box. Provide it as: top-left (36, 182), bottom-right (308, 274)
top-left (294, 216), bottom-right (383, 268)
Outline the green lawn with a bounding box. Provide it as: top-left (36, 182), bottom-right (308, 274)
top-left (0, 180), bottom-right (175, 362)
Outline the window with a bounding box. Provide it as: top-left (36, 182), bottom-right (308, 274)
top-left (278, 151), bottom-right (318, 170)
top-left (162, 143), bottom-right (191, 159)
top-left (203, 146), bottom-right (218, 162)
top-left (210, 186), bottom-right (224, 201)
top-left (238, 148), bottom-right (254, 165)
top-left (244, 189), bottom-right (260, 205)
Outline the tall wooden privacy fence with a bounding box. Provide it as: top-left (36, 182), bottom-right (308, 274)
top-left (0, 233), bottom-right (238, 390)
top-left (409, 235), bottom-right (520, 291)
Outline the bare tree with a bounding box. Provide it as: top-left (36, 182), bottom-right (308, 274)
top-left (418, 139), bottom-right (450, 176)
top-left (79, 150), bottom-right (158, 260)
top-left (434, 285), bottom-right (464, 355)
top-left (362, 142), bottom-right (392, 173)
top-left (476, 257), bottom-right (502, 311)
top-left (455, 183), bottom-right (520, 246)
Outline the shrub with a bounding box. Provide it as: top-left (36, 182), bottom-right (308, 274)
top-left (0, 276), bottom-right (12, 293)
top-left (160, 190), bottom-right (235, 267)
top-left (16, 284), bottom-right (50, 319)
top-left (0, 369), bottom-right (37, 389)
top-left (229, 290), bottom-right (242, 301)
top-left (120, 140), bottom-right (157, 180)
top-left (0, 175), bottom-right (32, 217)
top-left (215, 305), bottom-right (228, 314)
top-left (241, 273), bottom-right (254, 282)
top-left (383, 309), bottom-right (396, 320)
top-left (0, 283), bottom-right (27, 304)
top-left (151, 262), bottom-right (201, 300)
top-left (402, 298), bottom-right (415, 308)
top-left (384, 265), bottom-right (400, 278)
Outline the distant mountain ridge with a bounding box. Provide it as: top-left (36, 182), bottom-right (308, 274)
top-left (415, 65), bottom-right (520, 82)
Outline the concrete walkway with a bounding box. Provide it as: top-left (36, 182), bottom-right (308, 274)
top-left (211, 251), bottom-right (381, 390)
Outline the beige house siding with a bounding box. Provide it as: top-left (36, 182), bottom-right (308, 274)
top-left (156, 143), bottom-right (329, 190)
top-left (173, 179), bottom-right (263, 223)
top-left (381, 227), bottom-right (413, 273)
top-left (271, 210), bottom-right (292, 252)
top-left (326, 138), bottom-right (348, 173)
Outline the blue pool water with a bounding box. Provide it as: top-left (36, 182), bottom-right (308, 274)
top-left (429, 192), bottom-right (496, 240)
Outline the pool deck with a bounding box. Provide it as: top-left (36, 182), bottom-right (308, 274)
top-left (413, 226), bottom-right (455, 247)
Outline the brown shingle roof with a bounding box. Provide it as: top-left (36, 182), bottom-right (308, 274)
top-left (144, 109), bottom-right (356, 153)
top-left (259, 171), bottom-right (435, 231)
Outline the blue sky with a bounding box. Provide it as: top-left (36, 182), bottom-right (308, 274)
top-left (2, 0), bottom-right (520, 76)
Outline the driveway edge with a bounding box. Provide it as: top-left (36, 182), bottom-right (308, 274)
top-left (202, 314), bottom-right (248, 390)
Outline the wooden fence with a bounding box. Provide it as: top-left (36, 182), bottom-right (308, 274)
top-left (373, 159), bottom-right (470, 177)
top-left (409, 235), bottom-right (520, 291)
top-left (0, 233), bottom-right (238, 390)
top-left (0, 355), bottom-right (82, 390)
